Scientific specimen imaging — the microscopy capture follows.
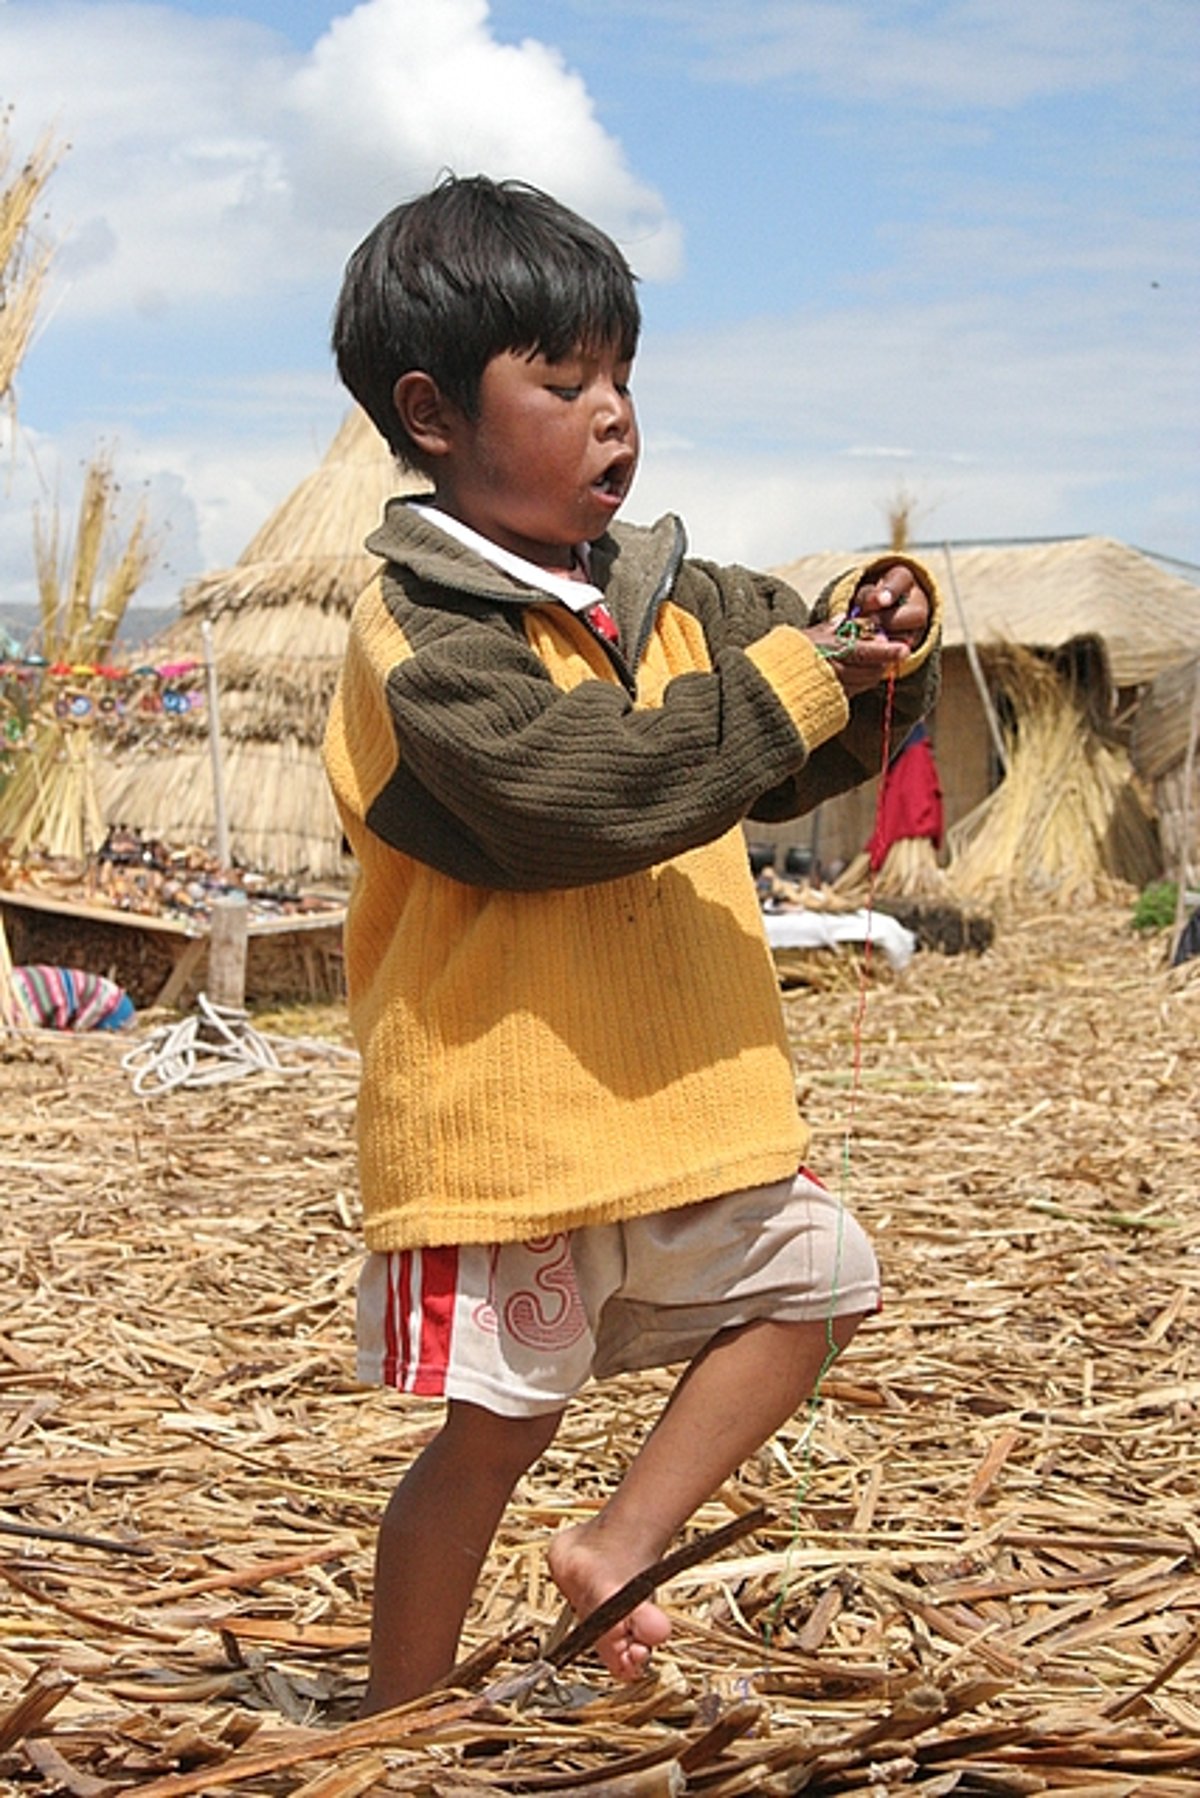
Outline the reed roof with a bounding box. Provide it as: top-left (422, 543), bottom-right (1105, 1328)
top-left (179, 404), bottom-right (415, 620)
top-left (773, 536), bottom-right (1200, 690)
top-left (96, 408), bottom-right (419, 880)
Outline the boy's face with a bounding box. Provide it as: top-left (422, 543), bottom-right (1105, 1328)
top-left (429, 343), bottom-right (639, 569)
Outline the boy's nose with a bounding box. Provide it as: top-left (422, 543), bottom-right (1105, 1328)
top-left (597, 384), bottom-right (634, 437)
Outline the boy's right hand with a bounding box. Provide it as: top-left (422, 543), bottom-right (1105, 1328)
top-left (803, 617), bottom-right (912, 695)
top-left (806, 563), bottom-right (930, 695)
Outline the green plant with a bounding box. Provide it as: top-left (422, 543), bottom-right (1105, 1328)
top-left (1131, 880), bottom-right (1178, 931)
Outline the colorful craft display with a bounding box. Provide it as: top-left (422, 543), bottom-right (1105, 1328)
top-left (0, 654), bottom-right (205, 758)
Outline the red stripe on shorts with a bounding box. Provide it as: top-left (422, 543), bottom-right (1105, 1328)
top-left (382, 1247), bottom-right (460, 1394)
top-left (410, 1246), bottom-right (459, 1394)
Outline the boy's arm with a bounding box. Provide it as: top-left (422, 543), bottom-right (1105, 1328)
top-left (324, 555), bottom-right (940, 891)
top-left (687, 553), bottom-right (941, 823)
top-left (755, 558), bottom-right (941, 821)
top-left (326, 570), bottom-right (848, 891)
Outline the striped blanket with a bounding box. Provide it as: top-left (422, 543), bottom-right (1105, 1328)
top-left (10, 965), bottom-right (136, 1032)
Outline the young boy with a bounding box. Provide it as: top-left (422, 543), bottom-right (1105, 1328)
top-left (323, 174), bottom-right (940, 1713)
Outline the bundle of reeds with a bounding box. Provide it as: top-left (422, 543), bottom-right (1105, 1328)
top-left (873, 832), bottom-right (950, 896)
top-left (0, 122), bottom-right (60, 403)
top-left (832, 841), bottom-right (993, 955)
top-left (0, 455), bottom-right (155, 861)
top-left (2, 124), bottom-right (153, 864)
top-left (836, 836), bottom-right (952, 902)
top-left (947, 644), bottom-right (1161, 906)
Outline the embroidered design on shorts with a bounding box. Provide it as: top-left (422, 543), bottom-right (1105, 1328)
top-left (483, 1234), bottom-right (587, 1350)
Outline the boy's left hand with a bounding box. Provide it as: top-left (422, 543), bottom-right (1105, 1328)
top-left (851, 564), bottom-right (929, 650)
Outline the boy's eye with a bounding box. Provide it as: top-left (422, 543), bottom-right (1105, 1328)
top-left (548, 385), bottom-right (582, 400)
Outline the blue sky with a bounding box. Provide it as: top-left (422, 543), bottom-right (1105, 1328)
top-left (1, 0), bottom-right (1196, 611)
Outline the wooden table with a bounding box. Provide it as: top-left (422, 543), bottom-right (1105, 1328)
top-left (0, 888), bottom-right (346, 1009)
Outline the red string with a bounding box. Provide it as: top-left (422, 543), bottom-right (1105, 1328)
top-left (846, 668), bottom-right (898, 1136)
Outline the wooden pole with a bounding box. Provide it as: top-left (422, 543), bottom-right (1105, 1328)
top-left (941, 542), bottom-right (1008, 778)
top-left (1171, 660), bottom-right (1200, 958)
top-left (0, 910), bottom-right (17, 1030)
top-left (206, 891), bottom-right (248, 1012)
top-left (201, 619), bottom-right (231, 872)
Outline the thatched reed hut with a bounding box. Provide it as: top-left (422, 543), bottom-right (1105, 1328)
top-left (765, 535), bottom-right (1200, 882)
top-left (95, 408), bottom-right (418, 881)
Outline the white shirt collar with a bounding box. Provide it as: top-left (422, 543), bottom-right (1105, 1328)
top-left (410, 503), bottom-right (602, 611)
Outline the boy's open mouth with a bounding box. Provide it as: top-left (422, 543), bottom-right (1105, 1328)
top-left (593, 456), bottom-right (633, 499)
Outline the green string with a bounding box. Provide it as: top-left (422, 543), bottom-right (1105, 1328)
top-left (816, 616), bottom-right (870, 661)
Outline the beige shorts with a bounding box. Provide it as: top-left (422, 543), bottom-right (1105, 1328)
top-left (356, 1168), bottom-right (879, 1418)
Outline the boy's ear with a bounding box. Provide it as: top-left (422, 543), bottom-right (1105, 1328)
top-left (393, 371), bottom-right (455, 459)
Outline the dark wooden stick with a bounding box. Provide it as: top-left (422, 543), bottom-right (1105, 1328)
top-left (1102, 1622), bottom-right (1200, 1720)
top-left (546, 1504), bottom-right (773, 1670)
top-left (0, 1515), bottom-right (151, 1556)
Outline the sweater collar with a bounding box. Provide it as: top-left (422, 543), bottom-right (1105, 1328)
top-left (366, 496), bottom-right (687, 623)
top-left (406, 503), bottom-right (603, 610)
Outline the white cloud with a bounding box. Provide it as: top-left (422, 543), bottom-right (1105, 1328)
top-left (287, 0), bottom-right (679, 274)
top-left (0, 0), bottom-right (680, 589)
top-left (1, 6), bottom-right (293, 319)
top-left (0, 0), bottom-right (680, 328)
top-left (628, 441), bottom-right (1084, 569)
top-left (637, 276), bottom-right (1195, 462)
top-left (627, 275), bottom-right (1199, 564)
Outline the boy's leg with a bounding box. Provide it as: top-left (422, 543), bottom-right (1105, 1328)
top-left (547, 1311), bottom-right (865, 1682)
top-left (363, 1398), bottom-right (562, 1713)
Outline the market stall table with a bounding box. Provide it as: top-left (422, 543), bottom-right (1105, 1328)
top-left (0, 887), bottom-right (346, 1009)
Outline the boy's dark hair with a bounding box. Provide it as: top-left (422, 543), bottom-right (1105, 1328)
top-left (332, 174), bottom-right (641, 468)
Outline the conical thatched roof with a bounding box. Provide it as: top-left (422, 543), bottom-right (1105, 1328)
top-left (95, 407), bottom-right (420, 881)
top-left (179, 405), bottom-right (410, 621)
top-left (773, 536), bottom-right (1200, 690)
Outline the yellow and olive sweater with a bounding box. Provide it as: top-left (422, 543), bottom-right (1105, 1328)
top-left (323, 501), bottom-right (940, 1251)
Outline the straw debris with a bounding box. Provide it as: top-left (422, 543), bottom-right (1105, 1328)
top-left (0, 902), bottom-right (1197, 1792)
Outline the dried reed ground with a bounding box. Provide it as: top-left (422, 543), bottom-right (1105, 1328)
top-left (1, 902), bottom-right (1198, 1793)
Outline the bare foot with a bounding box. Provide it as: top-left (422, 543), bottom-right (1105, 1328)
top-left (547, 1522), bottom-right (673, 1682)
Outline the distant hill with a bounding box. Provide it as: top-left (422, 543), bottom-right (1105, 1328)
top-left (0, 604), bottom-right (180, 657)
